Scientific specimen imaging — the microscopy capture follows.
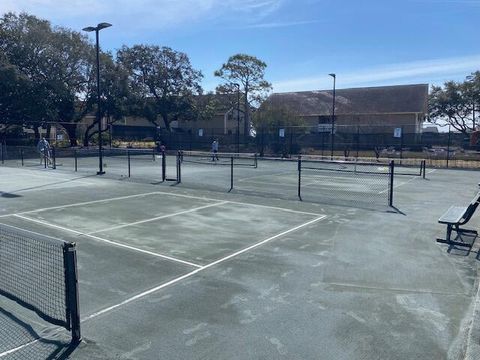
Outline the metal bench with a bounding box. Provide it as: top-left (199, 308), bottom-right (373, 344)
top-left (437, 191), bottom-right (480, 247)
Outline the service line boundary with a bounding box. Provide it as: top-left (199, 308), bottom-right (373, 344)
top-left (82, 214), bottom-right (327, 322)
top-left (13, 214), bottom-right (202, 268)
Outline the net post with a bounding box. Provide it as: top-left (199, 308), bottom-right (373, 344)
top-left (21, 148), bottom-right (24, 166)
top-left (176, 151), bottom-right (182, 183)
top-left (422, 160), bottom-right (426, 179)
top-left (298, 156), bottom-right (302, 201)
top-left (63, 243), bottom-right (81, 343)
top-left (388, 160), bottom-right (394, 207)
top-left (127, 150), bottom-right (131, 177)
top-left (161, 150), bottom-right (166, 182)
top-left (254, 153), bottom-right (258, 168)
top-left (52, 146), bottom-right (56, 169)
top-left (229, 157), bottom-right (234, 192)
top-left (44, 150), bottom-right (47, 169)
top-left (152, 148), bottom-right (155, 161)
top-left (74, 149), bottom-right (78, 172)
top-left (0, 142), bottom-right (4, 164)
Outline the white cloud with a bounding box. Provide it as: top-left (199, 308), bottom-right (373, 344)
top-left (272, 55), bottom-right (480, 92)
top-left (0, 0), bottom-right (285, 30)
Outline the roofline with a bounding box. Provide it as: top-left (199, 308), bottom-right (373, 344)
top-left (271, 83), bottom-right (430, 96)
top-left (298, 111), bottom-right (426, 116)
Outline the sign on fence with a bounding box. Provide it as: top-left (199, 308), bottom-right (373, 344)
top-left (279, 128), bottom-right (285, 138)
top-left (394, 128), bottom-right (402, 138)
top-left (198, 129), bottom-right (204, 137)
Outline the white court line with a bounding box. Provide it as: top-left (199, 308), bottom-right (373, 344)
top-left (13, 214), bottom-right (202, 268)
top-left (2, 189), bottom-right (322, 219)
top-left (0, 339), bottom-right (41, 358)
top-left (0, 170), bottom-right (96, 185)
top-left (377, 169), bottom-right (437, 194)
top-left (16, 191), bottom-right (170, 215)
top-left (140, 190), bottom-right (324, 217)
top-left (88, 201), bottom-right (229, 235)
top-left (82, 215), bottom-right (326, 322)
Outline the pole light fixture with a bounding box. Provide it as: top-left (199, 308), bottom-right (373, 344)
top-left (467, 75), bottom-right (477, 130)
top-left (329, 73), bottom-right (336, 159)
top-left (232, 83), bottom-right (241, 154)
top-left (82, 22), bottom-right (112, 175)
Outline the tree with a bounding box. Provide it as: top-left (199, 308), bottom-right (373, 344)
top-left (429, 72), bottom-right (480, 134)
top-left (117, 45), bottom-right (203, 131)
top-left (254, 102), bottom-right (304, 130)
top-left (0, 12), bottom-right (94, 145)
top-left (82, 53), bottom-right (131, 146)
top-left (0, 58), bottom-right (36, 138)
top-left (214, 54), bottom-right (272, 136)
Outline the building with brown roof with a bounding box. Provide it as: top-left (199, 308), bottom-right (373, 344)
top-left (264, 84), bottom-right (429, 134)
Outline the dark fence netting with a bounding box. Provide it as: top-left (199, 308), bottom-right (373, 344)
top-left (2, 123), bottom-right (479, 170)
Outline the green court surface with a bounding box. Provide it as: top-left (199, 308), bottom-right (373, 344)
top-left (0, 163), bottom-right (479, 360)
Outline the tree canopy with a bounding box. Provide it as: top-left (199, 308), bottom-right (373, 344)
top-left (117, 45), bottom-right (203, 131)
top-left (215, 54), bottom-right (272, 135)
top-left (429, 72), bottom-right (480, 134)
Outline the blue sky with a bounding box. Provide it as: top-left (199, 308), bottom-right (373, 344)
top-left (2, 0), bottom-right (480, 93)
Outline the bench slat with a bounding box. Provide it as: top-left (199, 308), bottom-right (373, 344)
top-left (438, 206), bottom-right (467, 224)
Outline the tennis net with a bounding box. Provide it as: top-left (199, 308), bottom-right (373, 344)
top-left (178, 150), bottom-right (257, 167)
top-left (0, 224), bottom-right (81, 341)
top-left (300, 158), bottom-right (391, 175)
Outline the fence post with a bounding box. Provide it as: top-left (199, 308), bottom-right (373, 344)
top-left (52, 146), bottom-right (56, 169)
top-left (446, 125), bottom-right (451, 169)
top-left (176, 151), bottom-right (181, 183)
top-left (298, 156), bottom-right (302, 201)
top-left (161, 151), bottom-right (166, 182)
top-left (356, 125), bottom-right (360, 160)
top-left (44, 149), bottom-right (47, 169)
top-left (422, 160), bottom-right (426, 179)
top-left (1, 141), bottom-right (4, 164)
top-left (389, 160), bottom-right (394, 207)
top-left (127, 150), bottom-right (131, 177)
top-left (74, 150), bottom-right (78, 172)
top-left (21, 149), bottom-right (24, 166)
top-left (229, 157), bottom-right (234, 192)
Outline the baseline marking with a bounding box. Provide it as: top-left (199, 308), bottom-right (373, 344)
top-left (1, 190), bottom-right (323, 219)
top-left (16, 191), bottom-right (177, 215)
top-left (82, 215), bottom-right (326, 322)
top-left (13, 214), bottom-right (202, 268)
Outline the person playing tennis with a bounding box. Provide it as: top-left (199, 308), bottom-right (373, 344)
top-left (37, 137), bottom-right (51, 166)
top-left (211, 139), bottom-right (219, 162)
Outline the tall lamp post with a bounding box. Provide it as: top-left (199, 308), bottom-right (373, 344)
top-left (233, 83), bottom-right (241, 154)
top-left (467, 75), bottom-right (477, 130)
top-left (329, 73), bottom-right (336, 159)
top-left (82, 22), bottom-right (112, 175)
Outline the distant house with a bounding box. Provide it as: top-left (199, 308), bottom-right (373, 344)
top-left (110, 94), bottom-right (248, 140)
top-left (263, 84), bottom-right (429, 134)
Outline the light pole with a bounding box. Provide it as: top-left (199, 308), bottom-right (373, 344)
top-left (467, 75), bottom-right (477, 130)
top-left (329, 73), bottom-right (336, 159)
top-left (233, 83), bottom-right (241, 154)
top-left (82, 22), bottom-right (112, 175)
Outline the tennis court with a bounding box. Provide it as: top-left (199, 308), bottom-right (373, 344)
top-left (1, 162), bottom-right (480, 359)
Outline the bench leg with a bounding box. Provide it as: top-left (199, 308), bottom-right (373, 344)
top-left (437, 224), bottom-right (475, 247)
